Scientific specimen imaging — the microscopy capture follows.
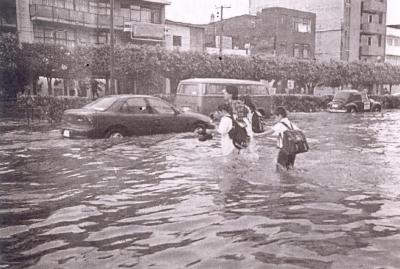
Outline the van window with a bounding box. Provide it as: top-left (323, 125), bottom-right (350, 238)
top-left (205, 84), bottom-right (267, 95)
top-left (177, 84), bottom-right (202, 95)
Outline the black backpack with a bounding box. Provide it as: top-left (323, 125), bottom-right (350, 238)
top-left (252, 110), bottom-right (264, 133)
top-left (280, 122), bottom-right (309, 155)
top-left (228, 117), bottom-right (250, 150)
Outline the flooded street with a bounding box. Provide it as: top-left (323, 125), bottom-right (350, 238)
top-left (1, 111), bottom-right (400, 269)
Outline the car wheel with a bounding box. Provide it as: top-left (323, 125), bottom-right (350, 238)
top-left (193, 123), bottom-right (206, 134)
top-left (373, 106), bottom-right (381, 112)
top-left (106, 127), bottom-right (127, 139)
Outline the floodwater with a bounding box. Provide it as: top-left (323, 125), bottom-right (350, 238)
top-left (1, 111), bottom-right (400, 269)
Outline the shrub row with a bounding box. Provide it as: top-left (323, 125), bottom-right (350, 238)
top-left (2, 94), bottom-right (399, 123)
top-left (272, 94), bottom-right (333, 112)
top-left (2, 96), bottom-right (91, 122)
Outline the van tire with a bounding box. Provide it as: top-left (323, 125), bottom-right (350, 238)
top-left (348, 107), bottom-right (357, 113)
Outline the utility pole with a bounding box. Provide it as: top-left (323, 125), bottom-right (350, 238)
top-left (216, 5), bottom-right (231, 57)
top-left (110, 0), bottom-right (115, 95)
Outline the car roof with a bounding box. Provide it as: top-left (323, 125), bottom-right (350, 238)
top-left (337, 90), bottom-right (360, 94)
top-left (179, 78), bottom-right (265, 85)
top-left (105, 94), bottom-right (160, 99)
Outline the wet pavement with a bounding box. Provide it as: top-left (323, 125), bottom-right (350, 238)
top-left (1, 111), bottom-right (400, 269)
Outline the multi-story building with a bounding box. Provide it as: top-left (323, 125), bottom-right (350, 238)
top-left (386, 25), bottom-right (400, 65)
top-left (16, 0), bottom-right (170, 46)
top-left (1, 0), bottom-right (172, 96)
top-left (250, 0), bottom-right (387, 62)
top-left (205, 7), bottom-right (316, 58)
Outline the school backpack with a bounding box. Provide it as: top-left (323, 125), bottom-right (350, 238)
top-left (228, 117), bottom-right (250, 150)
top-left (252, 110), bottom-right (264, 133)
top-left (280, 122), bottom-right (309, 155)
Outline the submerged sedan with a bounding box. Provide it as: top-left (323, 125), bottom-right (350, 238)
top-left (61, 95), bottom-right (214, 139)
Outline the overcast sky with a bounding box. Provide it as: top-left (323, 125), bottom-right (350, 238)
top-left (166, 0), bottom-right (400, 25)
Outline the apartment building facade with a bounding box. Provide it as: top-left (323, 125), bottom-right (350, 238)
top-left (1, 0), bottom-right (173, 96)
top-left (205, 7), bottom-right (316, 58)
top-left (15, 0), bottom-right (170, 47)
top-left (386, 25), bottom-right (400, 65)
top-left (250, 0), bottom-right (387, 62)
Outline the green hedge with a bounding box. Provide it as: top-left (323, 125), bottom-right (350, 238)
top-left (11, 96), bottom-right (90, 123)
top-left (272, 94), bottom-right (333, 112)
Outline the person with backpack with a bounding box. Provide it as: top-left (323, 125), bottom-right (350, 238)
top-left (264, 106), bottom-right (308, 170)
top-left (241, 95), bottom-right (264, 134)
top-left (223, 86), bottom-right (253, 138)
top-left (215, 104), bottom-right (237, 157)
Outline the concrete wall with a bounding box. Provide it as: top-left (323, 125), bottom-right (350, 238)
top-left (16, 0), bottom-right (33, 43)
top-left (165, 24), bottom-right (191, 52)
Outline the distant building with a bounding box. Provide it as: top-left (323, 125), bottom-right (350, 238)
top-left (165, 20), bottom-right (205, 52)
top-left (250, 0), bottom-right (387, 62)
top-left (386, 25), bottom-right (400, 65)
top-left (205, 7), bottom-right (316, 58)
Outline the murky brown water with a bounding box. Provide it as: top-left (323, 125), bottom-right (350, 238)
top-left (1, 111), bottom-right (400, 269)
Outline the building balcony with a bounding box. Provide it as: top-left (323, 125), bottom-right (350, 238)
top-left (360, 45), bottom-right (384, 56)
top-left (361, 22), bottom-right (386, 34)
top-left (29, 4), bottom-right (124, 29)
top-left (362, 0), bottom-right (386, 13)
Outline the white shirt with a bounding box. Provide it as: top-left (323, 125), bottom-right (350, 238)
top-left (272, 118), bottom-right (299, 148)
top-left (217, 115), bottom-right (235, 156)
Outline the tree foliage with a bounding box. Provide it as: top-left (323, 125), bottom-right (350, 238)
top-left (2, 41), bottom-right (400, 97)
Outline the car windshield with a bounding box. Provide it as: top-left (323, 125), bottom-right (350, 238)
top-left (83, 96), bottom-right (118, 111)
top-left (333, 92), bottom-right (351, 101)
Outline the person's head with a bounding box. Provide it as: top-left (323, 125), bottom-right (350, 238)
top-left (218, 103), bottom-right (232, 115)
top-left (274, 106), bottom-right (287, 120)
top-left (224, 85), bottom-right (239, 101)
top-left (242, 95), bottom-right (256, 111)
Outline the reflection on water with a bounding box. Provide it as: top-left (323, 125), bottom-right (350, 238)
top-left (1, 112), bottom-right (400, 269)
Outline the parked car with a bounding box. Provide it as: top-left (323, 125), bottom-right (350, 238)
top-left (327, 90), bottom-right (382, 113)
top-left (61, 95), bottom-right (214, 139)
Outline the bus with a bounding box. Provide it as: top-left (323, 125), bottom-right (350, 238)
top-left (174, 78), bottom-right (272, 117)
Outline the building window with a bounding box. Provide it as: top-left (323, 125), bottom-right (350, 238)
top-left (173, 35), bottom-right (182, 47)
top-left (141, 8), bottom-right (152, 23)
top-left (33, 25), bottom-right (76, 45)
top-left (368, 14), bottom-right (373, 23)
top-left (368, 36), bottom-right (372, 46)
top-left (293, 17), bottom-right (311, 33)
top-left (303, 47), bottom-right (310, 58)
top-left (130, 5), bottom-right (141, 21)
top-left (75, 0), bottom-right (88, 12)
top-left (293, 43), bottom-right (310, 58)
top-left (294, 43), bottom-right (301, 57)
top-left (378, 35), bottom-right (382, 47)
top-left (379, 13), bottom-right (383, 24)
top-left (151, 9), bottom-right (161, 24)
top-left (98, 2), bottom-right (110, 15)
